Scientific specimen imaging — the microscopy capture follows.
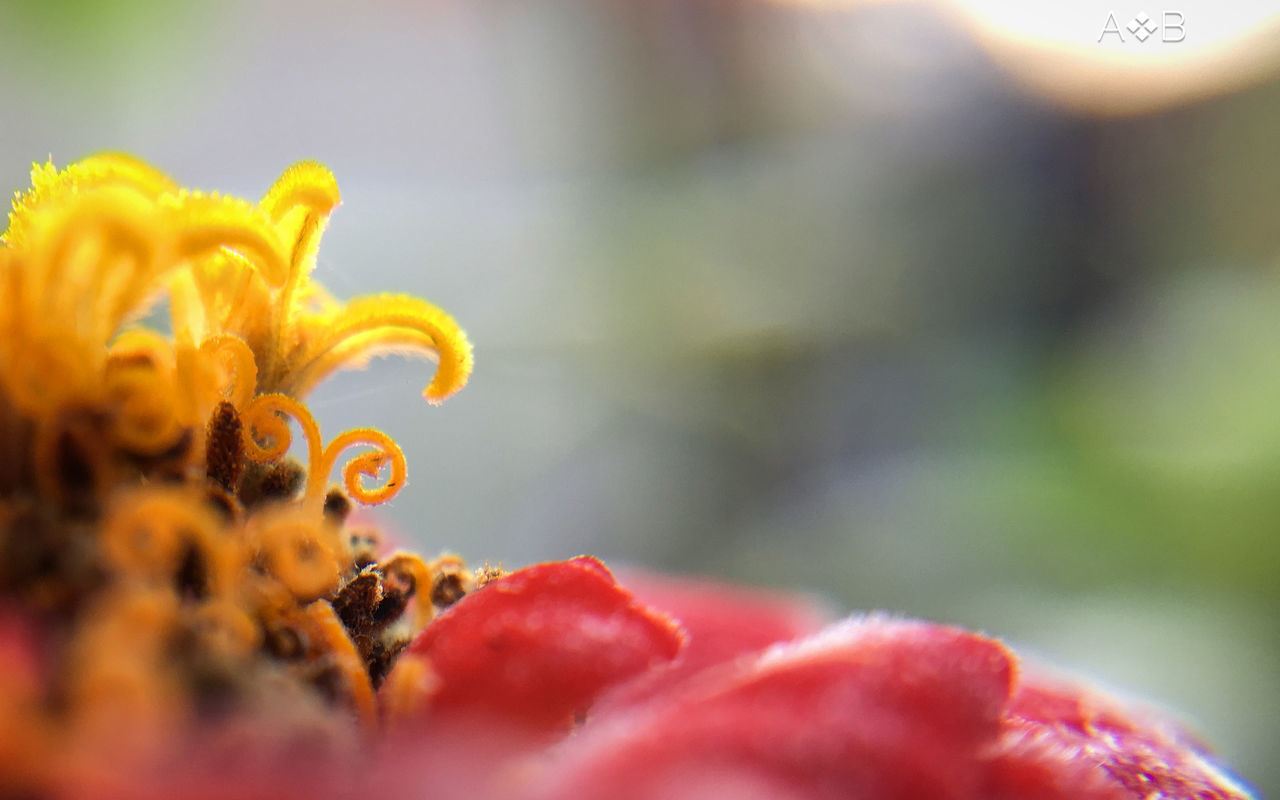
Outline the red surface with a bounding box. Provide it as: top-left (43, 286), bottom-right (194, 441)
top-left (403, 556), bottom-right (685, 731)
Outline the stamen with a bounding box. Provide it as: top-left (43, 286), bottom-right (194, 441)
top-left (379, 552), bottom-right (436, 636)
top-left (302, 601), bottom-right (378, 732)
top-left (241, 392), bottom-right (407, 509)
top-left (250, 507), bottom-right (341, 602)
top-left (198, 335), bottom-right (259, 410)
top-left (162, 191), bottom-right (289, 287)
top-left (275, 293), bottom-right (474, 404)
top-left (98, 489), bottom-right (222, 584)
top-left (317, 428), bottom-right (406, 507)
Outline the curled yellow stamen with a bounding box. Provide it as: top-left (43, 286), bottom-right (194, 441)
top-left (241, 392), bottom-right (406, 508)
top-left (5, 335), bottom-right (96, 415)
top-left (31, 191), bottom-right (163, 349)
top-left (103, 341), bottom-right (185, 456)
top-left (199, 334), bottom-right (259, 410)
top-left (240, 392), bottom-right (318, 466)
top-left (251, 507), bottom-right (341, 601)
top-left (189, 600), bottom-right (261, 658)
top-left (277, 294), bottom-right (474, 405)
top-left (161, 191), bottom-right (288, 287)
top-left (379, 552), bottom-right (435, 636)
top-left (99, 489), bottom-right (222, 583)
top-left (3, 154), bottom-right (177, 251)
top-left (317, 428), bottom-right (406, 507)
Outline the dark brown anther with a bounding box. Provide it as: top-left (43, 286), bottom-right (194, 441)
top-left (346, 528), bottom-right (381, 570)
top-left (430, 571), bottom-right (467, 609)
top-left (202, 484), bottom-right (243, 524)
top-left (323, 489), bottom-right (352, 524)
top-left (53, 414), bottom-right (106, 515)
top-left (331, 569), bottom-right (382, 635)
top-left (304, 659), bottom-right (350, 706)
top-left (238, 459), bottom-right (306, 508)
top-left (366, 638), bottom-right (408, 689)
top-left (175, 541), bottom-right (210, 602)
top-left (371, 572), bottom-right (410, 628)
top-left (205, 401), bottom-right (244, 493)
top-left (263, 624), bottom-right (306, 661)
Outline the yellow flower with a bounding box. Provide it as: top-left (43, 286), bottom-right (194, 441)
top-left (0, 155), bottom-right (483, 783)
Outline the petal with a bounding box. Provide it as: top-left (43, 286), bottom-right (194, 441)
top-left (533, 617), bottom-right (1016, 800)
top-left (986, 677), bottom-right (1256, 800)
top-left (393, 556), bottom-right (685, 732)
top-left (598, 569), bottom-right (831, 711)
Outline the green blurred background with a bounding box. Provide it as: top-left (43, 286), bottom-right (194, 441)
top-left (1, 0), bottom-right (1276, 794)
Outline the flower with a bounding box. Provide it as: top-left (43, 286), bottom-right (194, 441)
top-left (0, 156), bottom-right (1257, 800)
top-left (0, 154), bottom-right (477, 795)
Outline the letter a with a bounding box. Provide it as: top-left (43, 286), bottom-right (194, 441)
top-left (1098, 13), bottom-right (1125, 43)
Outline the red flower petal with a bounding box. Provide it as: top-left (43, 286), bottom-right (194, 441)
top-left (986, 677), bottom-right (1254, 800)
top-left (532, 617), bottom-right (1016, 800)
top-left (399, 556), bottom-right (685, 731)
top-left (598, 570), bottom-right (833, 712)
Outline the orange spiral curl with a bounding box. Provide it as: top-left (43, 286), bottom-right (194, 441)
top-left (240, 392), bottom-right (407, 510)
top-left (248, 506), bottom-right (341, 602)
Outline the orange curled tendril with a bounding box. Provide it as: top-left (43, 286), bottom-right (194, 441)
top-left (98, 489), bottom-right (224, 583)
top-left (240, 392), bottom-right (317, 466)
top-left (240, 392), bottom-right (407, 509)
top-left (65, 587), bottom-right (187, 751)
top-left (103, 339), bottom-right (185, 456)
top-left (379, 552), bottom-right (436, 636)
top-left (198, 334), bottom-right (259, 410)
top-left (318, 428), bottom-right (406, 507)
top-left (189, 600), bottom-right (261, 658)
top-left (251, 507), bottom-right (341, 601)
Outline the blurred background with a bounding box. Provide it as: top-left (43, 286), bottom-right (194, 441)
top-left (1, 0), bottom-right (1277, 794)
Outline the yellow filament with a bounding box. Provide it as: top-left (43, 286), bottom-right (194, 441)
top-left (198, 335), bottom-right (259, 410)
top-left (317, 428), bottom-right (407, 507)
top-left (240, 392), bottom-right (406, 509)
top-left (102, 358), bottom-right (184, 457)
top-left (190, 600), bottom-right (260, 658)
top-left (5, 334), bottom-right (96, 415)
top-left (27, 192), bottom-right (165, 345)
top-left (278, 294), bottom-right (473, 404)
top-left (303, 601), bottom-right (377, 732)
top-left (259, 161), bottom-right (340, 325)
top-left (240, 392), bottom-right (318, 466)
top-left (99, 489), bottom-right (222, 583)
top-left (253, 508), bottom-right (341, 601)
top-left (379, 552), bottom-right (436, 635)
top-left (3, 154), bottom-right (177, 251)
top-left (161, 191), bottom-right (288, 287)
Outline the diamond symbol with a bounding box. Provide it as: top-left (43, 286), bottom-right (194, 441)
top-left (1127, 12), bottom-right (1157, 42)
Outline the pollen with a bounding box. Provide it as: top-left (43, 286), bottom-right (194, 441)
top-left (0, 155), bottom-right (477, 782)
